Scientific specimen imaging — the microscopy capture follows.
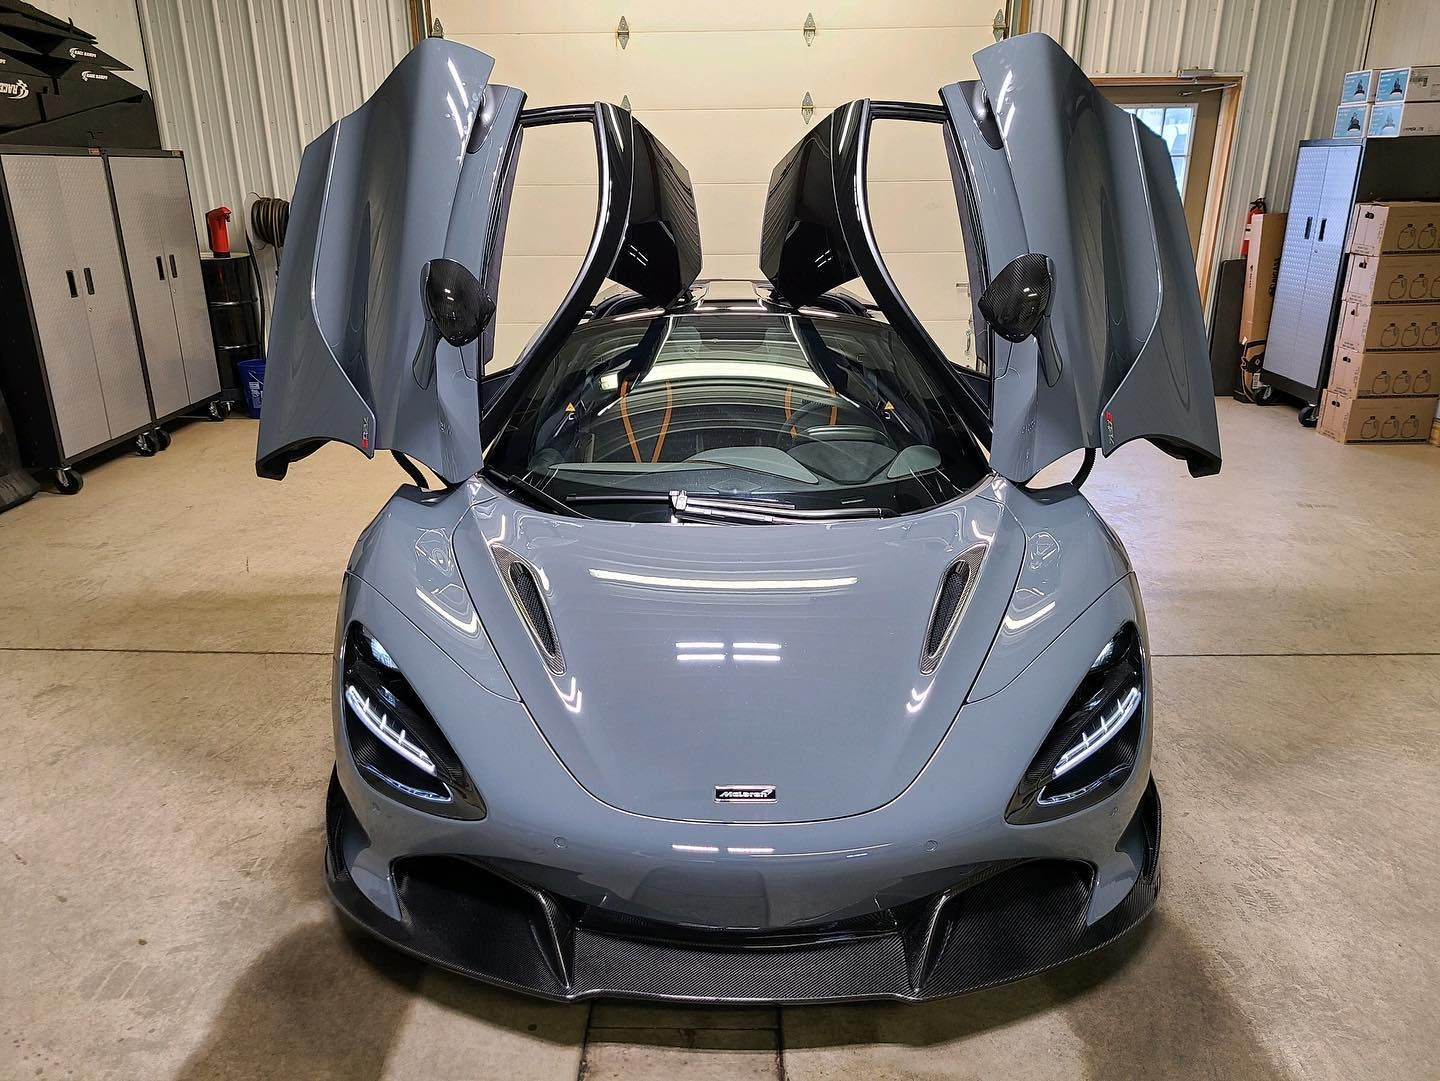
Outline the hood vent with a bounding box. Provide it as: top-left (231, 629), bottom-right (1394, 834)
top-left (920, 544), bottom-right (986, 674)
top-left (491, 546), bottom-right (565, 675)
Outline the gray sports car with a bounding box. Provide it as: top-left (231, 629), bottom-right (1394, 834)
top-left (256, 32), bottom-right (1220, 1003)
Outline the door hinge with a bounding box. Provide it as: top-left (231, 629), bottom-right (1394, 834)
top-left (616, 15), bottom-right (630, 49)
top-left (620, 94), bottom-right (632, 112)
top-left (803, 13), bottom-right (817, 46)
top-left (429, 16), bottom-right (444, 38)
top-left (992, 8), bottom-right (1007, 41)
top-left (801, 91), bottom-right (814, 124)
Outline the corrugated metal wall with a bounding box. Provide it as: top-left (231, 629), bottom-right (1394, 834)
top-left (137, 0), bottom-right (411, 241)
top-left (1027, 0), bottom-right (1375, 260)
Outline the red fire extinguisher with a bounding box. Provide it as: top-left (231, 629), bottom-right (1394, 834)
top-left (205, 206), bottom-right (232, 257)
top-left (1240, 198), bottom-right (1265, 258)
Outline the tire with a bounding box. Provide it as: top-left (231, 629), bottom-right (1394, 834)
top-left (1298, 404), bottom-right (1319, 428)
top-left (136, 432), bottom-right (158, 457)
top-left (53, 468), bottom-right (83, 495)
top-left (208, 399), bottom-right (232, 421)
top-left (154, 428), bottom-right (172, 451)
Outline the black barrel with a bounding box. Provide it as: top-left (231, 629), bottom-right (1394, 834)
top-left (200, 253), bottom-right (263, 391)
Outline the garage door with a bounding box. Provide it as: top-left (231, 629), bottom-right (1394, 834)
top-left (433, 2), bottom-right (1001, 370)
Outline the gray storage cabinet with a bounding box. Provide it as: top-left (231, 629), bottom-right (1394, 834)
top-left (0, 147), bottom-right (221, 487)
top-left (108, 154), bottom-right (221, 419)
top-left (0, 152), bottom-right (152, 465)
top-left (1262, 136), bottom-right (1440, 408)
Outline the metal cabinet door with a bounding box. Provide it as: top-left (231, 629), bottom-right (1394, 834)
top-left (0, 154), bottom-right (110, 458)
top-left (55, 156), bottom-right (152, 437)
top-left (1262, 146), bottom-right (1329, 391)
top-left (157, 157), bottom-right (221, 401)
top-left (108, 155), bottom-right (190, 418)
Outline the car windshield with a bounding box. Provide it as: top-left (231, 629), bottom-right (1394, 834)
top-left (486, 306), bottom-right (988, 522)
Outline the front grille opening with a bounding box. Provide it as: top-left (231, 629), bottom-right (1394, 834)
top-left (920, 545), bottom-right (986, 674)
top-left (492, 546), bottom-right (565, 673)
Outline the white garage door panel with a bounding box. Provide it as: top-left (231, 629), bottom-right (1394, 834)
top-left (868, 182), bottom-right (967, 255)
top-left (694, 185), bottom-right (766, 257)
top-left (504, 184), bottom-right (598, 255)
top-left (492, 323), bottom-right (542, 371)
top-left (442, 1), bottom-right (1000, 384)
top-left (702, 253), bottom-right (764, 280)
top-left (512, 122), bottom-right (599, 186)
top-left (497, 255), bottom-right (586, 322)
top-left (439, 2), bottom-right (990, 36)
top-left (460, 28), bottom-right (991, 111)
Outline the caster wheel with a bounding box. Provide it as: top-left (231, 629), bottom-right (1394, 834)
top-left (136, 432), bottom-right (158, 457)
top-left (53, 468), bottom-right (83, 495)
top-left (207, 399), bottom-right (232, 421)
top-left (1298, 404), bottom-right (1319, 428)
top-left (154, 428), bottom-right (172, 451)
top-left (1252, 384), bottom-right (1275, 405)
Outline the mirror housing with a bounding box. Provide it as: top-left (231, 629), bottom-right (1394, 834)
top-left (422, 258), bottom-right (494, 347)
top-left (978, 253), bottom-right (1054, 343)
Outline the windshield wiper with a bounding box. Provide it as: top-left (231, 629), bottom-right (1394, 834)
top-left (667, 491), bottom-right (891, 524)
top-left (483, 467), bottom-right (587, 517)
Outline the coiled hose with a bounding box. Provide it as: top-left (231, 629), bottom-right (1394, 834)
top-left (243, 196), bottom-right (290, 354)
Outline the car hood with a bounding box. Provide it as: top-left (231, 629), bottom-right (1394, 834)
top-left (452, 486), bottom-right (1024, 823)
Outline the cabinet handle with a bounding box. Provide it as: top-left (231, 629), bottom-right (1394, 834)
top-left (1318, 218), bottom-right (1327, 243)
top-left (156, 255), bottom-right (166, 280)
top-left (1304, 216), bottom-right (1313, 240)
top-left (169, 254), bottom-right (178, 278)
top-left (83, 267), bottom-right (94, 295)
top-left (66, 270), bottom-right (78, 298)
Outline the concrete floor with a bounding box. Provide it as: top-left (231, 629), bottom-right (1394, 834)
top-left (2, 398), bottom-right (1437, 1081)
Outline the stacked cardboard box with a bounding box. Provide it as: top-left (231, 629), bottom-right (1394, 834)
top-left (1319, 201), bottom-right (1440, 444)
top-left (1335, 65), bottom-right (1440, 139)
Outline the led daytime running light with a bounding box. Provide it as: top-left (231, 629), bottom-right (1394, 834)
top-left (344, 683), bottom-right (437, 777)
top-left (1051, 683), bottom-right (1142, 780)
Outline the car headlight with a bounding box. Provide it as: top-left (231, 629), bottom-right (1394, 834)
top-left (342, 623), bottom-right (485, 820)
top-left (1006, 624), bottom-right (1144, 824)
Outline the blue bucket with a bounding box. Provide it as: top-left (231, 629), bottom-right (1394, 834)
top-left (237, 358), bottom-right (265, 418)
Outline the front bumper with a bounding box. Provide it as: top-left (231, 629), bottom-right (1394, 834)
top-left (326, 770), bottom-right (1160, 1004)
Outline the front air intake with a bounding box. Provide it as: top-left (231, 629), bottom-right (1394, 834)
top-left (491, 545), bottom-right (565, 674)
top-left (920, 545), bottom-right (986, 674)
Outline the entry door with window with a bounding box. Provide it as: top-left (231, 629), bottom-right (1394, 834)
top-left (1100, 82), bottom-right (1227, 255)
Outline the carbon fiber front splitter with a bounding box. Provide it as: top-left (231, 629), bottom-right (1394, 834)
top-left (324, 772), bottom-right (1161, 1004)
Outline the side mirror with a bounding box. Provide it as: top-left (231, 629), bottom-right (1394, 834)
top-left (422, 258), bottom-right (494, 347)
top-left (978, 253), bottom-right (1054, 343)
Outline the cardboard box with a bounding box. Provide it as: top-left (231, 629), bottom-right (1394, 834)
top-left (1431, 418), bottom-right (1440, 446)
top-left (1343, 252), bottom-right (1440, 303)
top-left (1368, 101), bottom-right (1440, 137)
top-left (1349, 202), bottom-right (1440, 256)
top-left (1333, 104), bottom-right (1370, 138)
top-left (1336, 299), bottom-right (1440, 352)
top-left (1318, 393), bottom-right (1439, 444)
top-left (1377, 65), bottom-right (1440, 103)
top-left (1327, 346), bottom-right (1439, 398)
top-left (1341, 69), bottom-right (1380, 103)
top-left (1240, 212), bottom-right (1286, 343)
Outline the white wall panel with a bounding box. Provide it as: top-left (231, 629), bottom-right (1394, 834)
top-left (1365, 0), bottom-right (1440, 68)
top-left (1028, 0), bottom-right (1374, 268)
top-left (136, 0), bottom-right (410, 255)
